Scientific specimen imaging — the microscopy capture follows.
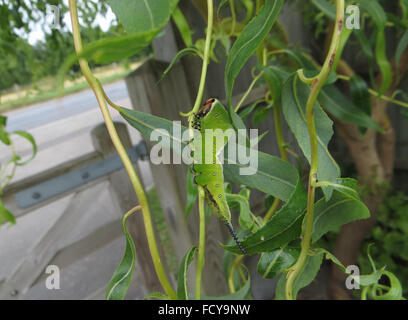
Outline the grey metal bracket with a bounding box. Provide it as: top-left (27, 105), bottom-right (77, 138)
top-left (15, 141), bottom-right (148, 209)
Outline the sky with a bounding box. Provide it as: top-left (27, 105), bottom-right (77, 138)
top-left (15, 0), bottom-right (116, 45)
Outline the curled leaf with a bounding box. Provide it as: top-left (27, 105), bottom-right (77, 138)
top-left (106, 207), bottom-right (140, 300)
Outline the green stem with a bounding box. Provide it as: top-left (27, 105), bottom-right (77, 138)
top-left (228, 0), bottom-right (236, 37)
top-left (195, 186), bottom-right (206, 300)
top-left (68, 0), bottom-right (176, 300)
top-left (186, 0), bottom-right (214, 118)
top-left (285, 0), bottom-right (345, 300)
top-left (228, 255), bottom-right (244, 293)
top-left (337, 75), bottom-right (408, 108)
top-left (273, 105), bottom-right (288, 162)
top-left (234, 71), bottom-right (263, 112)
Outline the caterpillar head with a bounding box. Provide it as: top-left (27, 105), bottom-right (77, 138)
top-left (197, 98), bottom-right (215, 118)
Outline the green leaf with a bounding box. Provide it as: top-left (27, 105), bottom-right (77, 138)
top-left (217, 0), bottom-right (230, 17)
top-left (349, 75), bottom-right (372, 116)
top-left (119, 107), bottom-right (301, 202)
top-left (225, 0), bottom-right (283, 108)
top-left (319, 84), bottom-right (382, 132)
top-left (144, 292), bottom-right (169, 300)
top-left (311, 0), bottom-right (335, 20)
top-left (177, 247), bottom-right (197, 300)
top-left (185, 167), bottom-right (198, 217)
top-left (357, 0), bottom-right (387, 28)
top-left (275, 253), bottom-right (324, 300)
top-left (0, 199), bottom-right (15, 225)
top-left (172, 6), bottom-right (193, 48)
top-left (375, 29), bottom-right (392, 95)
top-left (12, 131), bottom-right (37, 166)
top-left (354, 29), bottom-right (374, 64)
top-left (311, 178), bottom-right (370, 243)
top-left (257, 247), bottom-right (299, 279)
top-left (259, 65), bottom-right (283, 102)
top-left (396, 29), bottom-right (408, 67)
top-left (271, 65), bottom-right (381, 131)
top-left (0, 115), bottom-right (10, 145)
top-left (238, 101), bottom-right (260, 120)
top-left (106, 0), bottom-right (175, 34)
top-left (106, 209), bottom-right (138, 300)
top-left (161, 47), bottom-right (201, 81)
top-left (252, 104), bottom-right (273, 125)
top-left (370, 270), bottom-right (403, 300)
top-left (226, 192), bottom-right (254, 231)
top-left (358, 0), bottom-right (391, 94)
top-left (223, 181), bottom-right (307, 255)
top-left (202, 273), bottom-right (252, 300)
top-left (282, 74), bottom-right (340, 199)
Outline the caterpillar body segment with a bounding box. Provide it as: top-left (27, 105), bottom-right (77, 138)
top-left (190, 98), bottom-right (246, 255)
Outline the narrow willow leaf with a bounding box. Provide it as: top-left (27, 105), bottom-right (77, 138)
top-left (259, 65), bottom-right (283, 102)
top-left (0, 115), bottom-right (10, 145)
top-left (226, 192), bottom-right (254, 231)
top-left (282, 74), bottom-right (340, 199)
top-left (354, 29), bottom-right (374, 64)
top-left (0, 200), bottom-right (15, 225)
top-left (311, 178), bottom-right (370, 243)
top-left (217, 0), bottom-right (230, 17)
top-left (12, 131), bottom-right (37, 166)
top-left (332, 27), bottom-right (352, 71)
top-left (319, 85), bottom-right (382, 132)
top-left (161, 47), bottom-right (201, 81)
top-left (349, 75), bottom-right (372, 116)
top-left (275, 253), bottom-right (324, 300)
top-left (252, 104), bottom-right (273, 125)
top-left (172, 6), bottom-right (193, 48)
top-left (358, 0), bottom-right (391, 94)
top-left (311, 0), bottom-right (335, 20)
top-left (106, 0), bottom-right (175, 34)
top-left (177, 247), bottom-right (197, 300)
top-left (185, 168), bottom-right (198, 217)
top-left (119, 107), bottom-right (300, 202)
top-left (396, 29), bottom-right (408, 67)
top-left (202, 273), bottom-right (252, 300)
top-left (106, 209), bottom-right (139, 300)
top-left (144, 292), bottom-right (170, 300)
top-left (375, 30), bottom-right (392, 95)
top-left (238, 101), bottom-right (260, 120)
top-left (357, 0), bottom-right (387, 28)
top-left (225, 0), bottom-right (283, 108)
top-left (271, 65), bottom-right (381, 131)
top-left (223, 181), bottom-right (307, 255)
top-left (58, 31), bottom-right (160, 89)
top-left (257, 247), bottom-right (299, 279)
top-left (370, 271), bottom-right (403, 300)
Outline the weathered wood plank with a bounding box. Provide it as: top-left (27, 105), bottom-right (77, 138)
top-left (0, 181), bottom-right (109, 299)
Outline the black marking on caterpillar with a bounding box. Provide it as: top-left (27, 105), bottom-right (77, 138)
top-left (226, 222), bottom-right (247, 255)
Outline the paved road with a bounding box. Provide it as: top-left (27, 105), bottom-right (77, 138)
top-left (4, 80), bottom-right (129, 132)
top-left (1, 79), bottom-right (153, 187)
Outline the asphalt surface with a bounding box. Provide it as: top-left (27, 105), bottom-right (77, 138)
top-left (4, 81), bottom-right (129, 132)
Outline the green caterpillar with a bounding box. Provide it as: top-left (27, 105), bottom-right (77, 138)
top-left (191, 98), bottom-right (246, 255)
